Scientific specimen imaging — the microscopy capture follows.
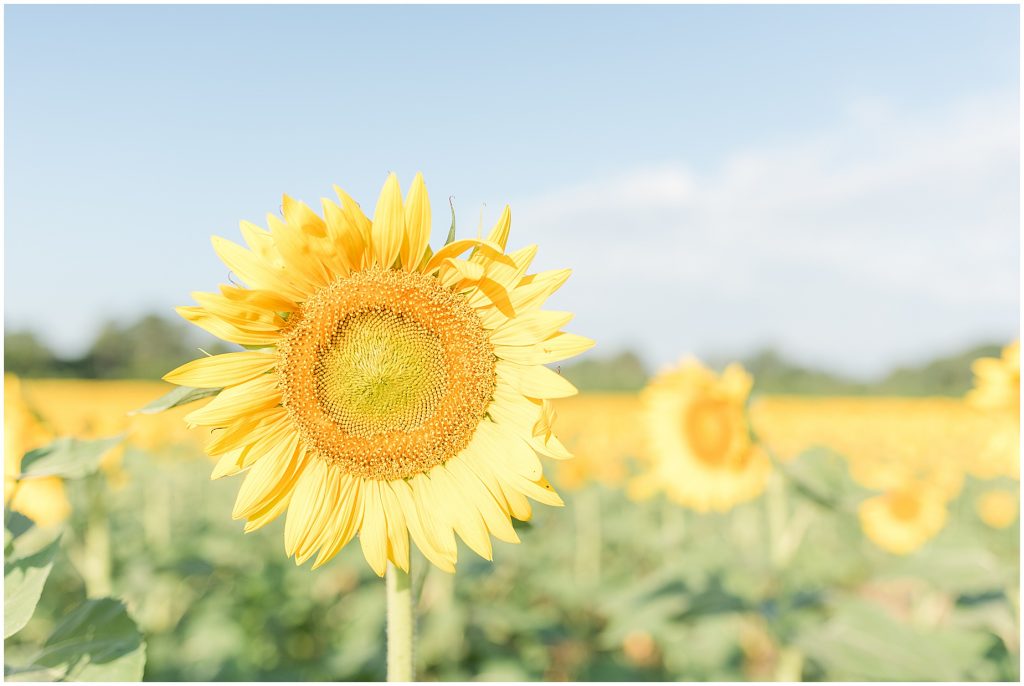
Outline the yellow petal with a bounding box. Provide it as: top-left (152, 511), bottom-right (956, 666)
top-left (371, 173), bottom-right (405, 268)
top-left (445, 458), bottom-right (519, 544)
top-left (496, 360), bottom-right (579, 399)
top-left (204, 407), bottom-right (288, 456)
top-left (284, 458), bottom-right (331, 558)
top-left (231, 433), bottom-right (303, 519)
top-left (473, 421), bottom-right (542, 481)
top-left (401, 172), bottom-right (431, 271)
top-left (424, 238), bottom-right (513, 273)
top-left (379, 482), bottom-right (411, 572)
top-left (489, 311), bottom-right (575, 346)
top-left (359, 481), bottom-right (389, 576)
top-left (211, 236), bottom-right (309, 301)
top-left (429, 465), bottom-right (492, 561)
top-left (485, 205), bottom-right (511, 251)
top-left (183, 374), bottom-right (281, 426)
top-left (333, 185), bottom-right (373, 247)
top-left (495, 332), bottom-right (595, 365)
top-left (164, 352), bottom-right (278, 388)
top-left (388, 479), bottom-right (455, 573)
top-left (312, 474), bottom-right (363, 569)
top-left (175, 306), bottom-right (281, 347)
top-left (321, 198), bottom-right (362, 273)
top-left (507, 269), bottom-right (572, 312)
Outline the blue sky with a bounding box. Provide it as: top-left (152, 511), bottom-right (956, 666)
top-left (4, 4), bottom-right (1020, 377)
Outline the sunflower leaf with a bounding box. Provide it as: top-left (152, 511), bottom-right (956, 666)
top-left (130, 385), bottom-right (220, 415)
top-left (18, 436), bottom-right (124, 481)
top-left (27, 598), bottom-right (146, 681)
top-left (4, 510), bottom-right (35, 551)
top-left (4, 534), bottom-right (61, 639)
top-left (445, 196), bottom-right (457, 246)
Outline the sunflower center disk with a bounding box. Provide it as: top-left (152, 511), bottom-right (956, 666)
top-left (315, 310), bottom-right (447, 435)
top-left (887, 492), bottom-right (921, 521)
top-left (684, 400), bottom-right (736, 467)
top-left (278, 269), bottom-right (496, 481)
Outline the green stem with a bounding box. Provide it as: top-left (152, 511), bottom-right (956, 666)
top-left (386, 562), bottom-right (414, 682)
top-left (574, 488), bottom-right (602, 591)
top-left (83, 475), bottom-right (111, 597)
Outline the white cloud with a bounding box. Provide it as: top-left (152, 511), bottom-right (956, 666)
top-left (513, 91), bottom-right (1019, 376)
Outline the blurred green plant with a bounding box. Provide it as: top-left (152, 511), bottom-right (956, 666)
top-left (4, 435), bottom-right (146, 682)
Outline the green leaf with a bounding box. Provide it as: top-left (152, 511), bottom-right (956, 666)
top-left (4, 535), bottom-right (61, 639)
top-left (29, 598), bottom-right (146, 682)
top-left (445, 196), bottom-right (457, 246)
top-left (5, 510), bottom-right (35, 552)
top-left (18, 436), bottom-right (124, 481)
top-left (129, 385), bottom-right (220, 415)
top-left (796, 595), bottom-right (994, 680)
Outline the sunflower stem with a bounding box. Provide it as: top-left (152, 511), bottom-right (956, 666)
top-left (386, 562), bottom-right (414, 682)
top-left (82, 474), bottom-right (112, 597)
top-left (574, 487), bottom-right (602, 591)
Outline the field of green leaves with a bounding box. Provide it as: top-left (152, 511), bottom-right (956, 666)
top-left (4, 378), bottom-right (1019, 681)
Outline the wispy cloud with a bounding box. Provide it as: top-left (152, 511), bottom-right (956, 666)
top-left (515, 91), bottom-right (1019, 376)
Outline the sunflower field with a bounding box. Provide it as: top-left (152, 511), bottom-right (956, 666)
top-left (3, 339), bottom-right (1019, 681)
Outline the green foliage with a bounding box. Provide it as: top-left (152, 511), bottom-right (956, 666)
top-left (16, 445), bottom-right (1011, 682)
top-left (4, 314), bottom-right (236, 380)
top-left (875, 343), bottom-right (1004, 396)
top-left (13, 599), bottom-right (146, 682)
top-left (4, 436), bottom-right (146, 682)
top-left (743, 344), bottom-right (1006, 396)
top-left (131, 386), bottom-right (220, 415)
top-left (4, 519), bottom-right (60, 639)
top-left (3, 331), bottom-right (64, 378)
top-left (19, 436), bottom-right (124, 480)
top-left (796, 596), bottom-right (997, 680)
top-left (561, 350), bottom-right (649, 392)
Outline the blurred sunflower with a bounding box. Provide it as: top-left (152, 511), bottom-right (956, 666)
top-left (858, 482), bottom-right (947, 555)
top-left (629, 359), bottom-right (771, 512)
top-left (4, 374), bottom-right (72, 526)
top-left (975, 489), bottom-right (1018, 529)
top-left (167, 173), bottom-right (593, 575)
top-left (966, 341), bottom-right (1019, 480)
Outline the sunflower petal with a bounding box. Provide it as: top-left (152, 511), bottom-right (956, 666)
top-left (371, 174), bottom-right (405, 268)
top-left (401, 172), bottom-right (431, 271)
top-left (164, 352), bottom-right (278, 388)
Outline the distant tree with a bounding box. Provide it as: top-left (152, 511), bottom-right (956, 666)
top-left (741, 348), bottom-right (868, 396)
top-left (877, 343), bottom-right (1004, 396)
top-left (85, 314), bottom-right (235, 379)
top-left (4, 330), bottom-right (61, 377)
top-left (561, 350), bottom-right (649, 392)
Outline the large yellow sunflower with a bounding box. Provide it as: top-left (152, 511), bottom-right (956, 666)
top-left (630, 358), bottom-right (771, 512)
top-left (166, 173), bottom-right (593, 575)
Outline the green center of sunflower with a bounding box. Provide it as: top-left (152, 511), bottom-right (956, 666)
top-left (314, 309), bottom-right (447, 435)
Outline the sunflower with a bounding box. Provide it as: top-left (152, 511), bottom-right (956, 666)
top-left (630, 358), bottom-right (771, 512)
top-left (858, 482), bottom-right (947, 555)
top-left (4, 374), bottom-right (72, 527)
top-left (966, 341), bottom-right (1020, 480)
top-left (165, 173), bottom-right (593, 575)
top-left (975, 489), bottom-right (1018, 529)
